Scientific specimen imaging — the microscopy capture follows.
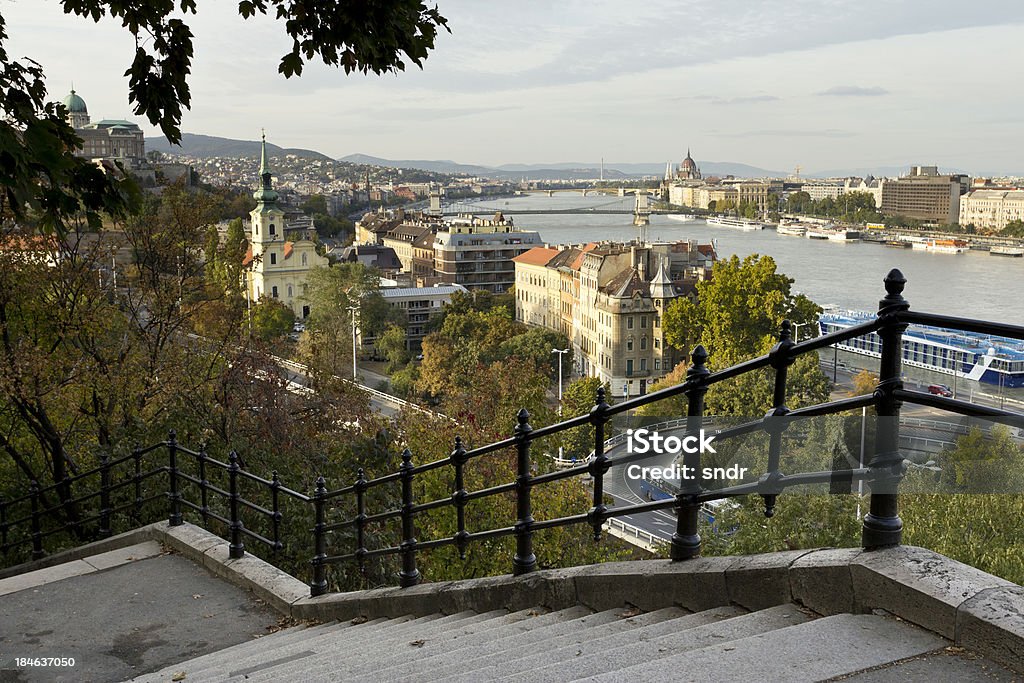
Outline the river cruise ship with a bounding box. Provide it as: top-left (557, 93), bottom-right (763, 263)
top-left (705, 215), bottom-right (764, 230)
top-left (819, 311), bottom-right (1024, 388)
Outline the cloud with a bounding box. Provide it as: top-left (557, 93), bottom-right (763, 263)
top-left (817, 85), bottom-right (890, 97)
top-left (714, 129), bottom-right (857, 138)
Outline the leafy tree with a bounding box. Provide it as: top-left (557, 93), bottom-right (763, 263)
top-left (376, 323), bottom-right (411, 373)
top-left (851, 370), bottom-right (878, 398)
top-left (251, 296), bottom-right (295, 341)
top-left (663, 254), bottom-right (820, 368)
top-left (1001, 219), bottom-right (1024, 238)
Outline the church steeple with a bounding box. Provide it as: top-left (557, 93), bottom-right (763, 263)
top-left (253, 130), bottom-right (279, 206)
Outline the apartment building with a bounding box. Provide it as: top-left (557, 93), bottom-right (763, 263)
top-left (513, 240), bottom-right (716, 398)
top-left (959, 190), bottom-right (1024, 232)
top-left (433, 215), bottom-right (543, 293)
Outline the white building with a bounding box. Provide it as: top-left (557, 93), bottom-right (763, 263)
top-left (245, 134), bottom-right (328, 319)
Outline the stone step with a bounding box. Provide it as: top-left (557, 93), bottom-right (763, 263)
top-left (375, 607), bottom-right (637, 681)
top-left (238, 606), bottom-right (594, 683)
top-left (586, 613), bottom-right (948, 682)
top-left (189, 611), bottom-right (490, 682)
top-left (128, 618), bottom-right (391, 682)
top-left (511, 604), bottom-right (811, 683)
top-left (446, 605), bottom-right (749, 683)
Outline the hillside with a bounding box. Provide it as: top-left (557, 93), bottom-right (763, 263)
top-left (145, 133), bottom-right (331, 160)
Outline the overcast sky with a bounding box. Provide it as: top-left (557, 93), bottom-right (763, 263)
top-left (4, 1), bottom-right (1024, 173)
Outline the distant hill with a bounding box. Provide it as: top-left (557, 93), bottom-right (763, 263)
top-left (339, 154), bottom-right (495, 176)
top-left (341, 155), bottom-right (785, 180)
top-left (805, 165), bottom-right (975, 179)
top-left (145, 133), bottom-right (332, 160)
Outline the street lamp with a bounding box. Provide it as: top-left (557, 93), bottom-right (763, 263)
top-left (552, 347), bottom-right (570, 415)
top-left (347, 304), bottom-right (359, 381)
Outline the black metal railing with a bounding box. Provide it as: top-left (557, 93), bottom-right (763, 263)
top-left (2, 270), bottom-right (1023, 599)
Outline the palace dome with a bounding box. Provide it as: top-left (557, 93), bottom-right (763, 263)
top-left (63, 89), bottom-right (88, 114)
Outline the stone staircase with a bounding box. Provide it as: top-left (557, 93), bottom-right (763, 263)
top-left (131, 602), bottom-right (958, 682)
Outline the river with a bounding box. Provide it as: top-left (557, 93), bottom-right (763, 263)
top-left (454, 192), bottom-right (1023, 325)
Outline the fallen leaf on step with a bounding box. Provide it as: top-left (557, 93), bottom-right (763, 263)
top-left (618, 608), bottom-right (641, 618)
top-left (192, 594), bottom-right (202, 599)
top-left (724, 647), bottom-right (735, 651)
top-left (351, 616), bottom-right (368, 625)
top-left (171, 672), bottom-right (186, 681)
top-left (410, 640), bottom-right (426, 648)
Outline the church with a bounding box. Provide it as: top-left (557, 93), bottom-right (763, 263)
top-left (244, 134), bottom-right (328, 319)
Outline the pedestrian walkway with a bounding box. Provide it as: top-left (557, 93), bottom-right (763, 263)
top-left (0, 542), bottom-right (281, 682)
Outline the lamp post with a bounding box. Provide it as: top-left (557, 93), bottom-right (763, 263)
top-left (552, 347), bottom-right (570, 415)
top-left (791, 321), bottom-right (808, 342)
top-left (347, 304), bottom-right (359, 381)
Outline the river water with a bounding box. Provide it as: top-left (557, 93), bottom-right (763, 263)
top-left (457, 192), bottom-right (1023, 325)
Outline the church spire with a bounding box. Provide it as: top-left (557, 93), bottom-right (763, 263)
top-left (253, 129), bottom-right (279, 205)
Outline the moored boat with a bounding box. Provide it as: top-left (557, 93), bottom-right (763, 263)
top-left (820, 311), bottom-right (1024, 388)
top-left (990, 245), bottom-right (1024, 257)
top-left (705, 215), bottom-right (764, 230)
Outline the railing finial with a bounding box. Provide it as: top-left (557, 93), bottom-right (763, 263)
top-left (779, 319), bottom-right (792, 342)
top-left (884, 268), bottom-right (907, 297)
top-left (691, 344), bottom-right (708, 369)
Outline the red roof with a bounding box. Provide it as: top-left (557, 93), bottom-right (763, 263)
top-left (511, 247), bottom-right (560, 267)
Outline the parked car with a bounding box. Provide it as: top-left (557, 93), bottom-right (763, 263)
top-left (927, 384), bottom-right (953, 397)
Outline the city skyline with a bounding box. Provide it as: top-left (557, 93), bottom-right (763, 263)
top-left (5, 1), bottom-right (1024, 174)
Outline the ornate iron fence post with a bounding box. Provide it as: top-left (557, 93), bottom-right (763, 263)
top-left (197, 443), bottom-right (209, 526)
top-left (0, 495), bottom-right (7, 554)
top-left (863, 269), bottom-right (909, 549)
top-left (450, 438), bottom-right (470, 559)
top-left (228, 451), bottom-right (244, 559)
top-left (167, 430), bottom-right (183, 526)
top-left (354, 468), bottom-right (368, 574)
top-left (98, 452), bottom-right (113, 539)
top-left (30, 480), bottom-right (43, 560)
top-left (399, 448), bottom-right (421, 587)
top-left (588, 387), bottom-right (612, 541)
top-left (762, 321), bottom-right (795, 518)
top-left (270, 471), bottom-right (283, 552)
top-left (513, 408), bottom-right (537, 575)
top-left (672, 345), bottom-right (709, 561)
top-left (132, 445), bottom-right (143, 520)
top-left (310, 476), bottom-right (328, 597)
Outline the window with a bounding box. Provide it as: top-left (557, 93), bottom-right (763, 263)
top-left (641, 316), bottom-right (647, 328)
top-left (271, 286), bottom-right (279, 298)
top-left (655, 359), bottom-right (661, 370)
top-left (627, 317), bottom-right (634, 330)
top-left (640, 337), bottom-right (647, 350)
top-left (287, 284), bottom-right (293, 298)
top-left (270, 223), bottom-right (276, 236)
top-left (626, 359), bottom-right (634, 375)
top-left (640, 358), bottom-right (647, 371)
top-left (302, 253), bottom-right (308, 266)
top-left (627, 339), bottom-right (633, 351)
top-left (270, 252), bottom-right (277, 265)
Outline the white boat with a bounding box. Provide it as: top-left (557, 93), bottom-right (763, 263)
top-left (666, 214), bottom-right (697, 222)
top-left (821, 311), bottom-right (1024, 388)
top-left (990, 245), bottom-right (1024, 257)
top-left (913, 239), bottom-right (968, 254)
top-left (827, 228), bottom-right (861, 242)
top-left (705, 216), bottom-right (764, 231)
top-left (776, 221), bottom-right (807, 237)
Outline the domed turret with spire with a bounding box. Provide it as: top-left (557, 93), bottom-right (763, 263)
top-left (63, 87), bottom-right (90, 128)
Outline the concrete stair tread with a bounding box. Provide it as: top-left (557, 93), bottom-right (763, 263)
top-left (448, 605), bottom-right (751, 683)
top-left (128, 618), bottom-right (392, 682)
top-left (426, 606), bottom-right (692, 682)
top-left (585, 613), bottom-right (948, 682)
top-left (238, 606), bottom-right (594, 683)
top-left (374, 607), bottom-right (642, 681)
top-left (185, 611), bottom-right (487, 682)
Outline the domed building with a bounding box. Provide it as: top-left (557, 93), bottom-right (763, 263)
top-left (62, 87), bottom-right (145, 162)
top-left (676, 148), bottom-right (702, 181)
